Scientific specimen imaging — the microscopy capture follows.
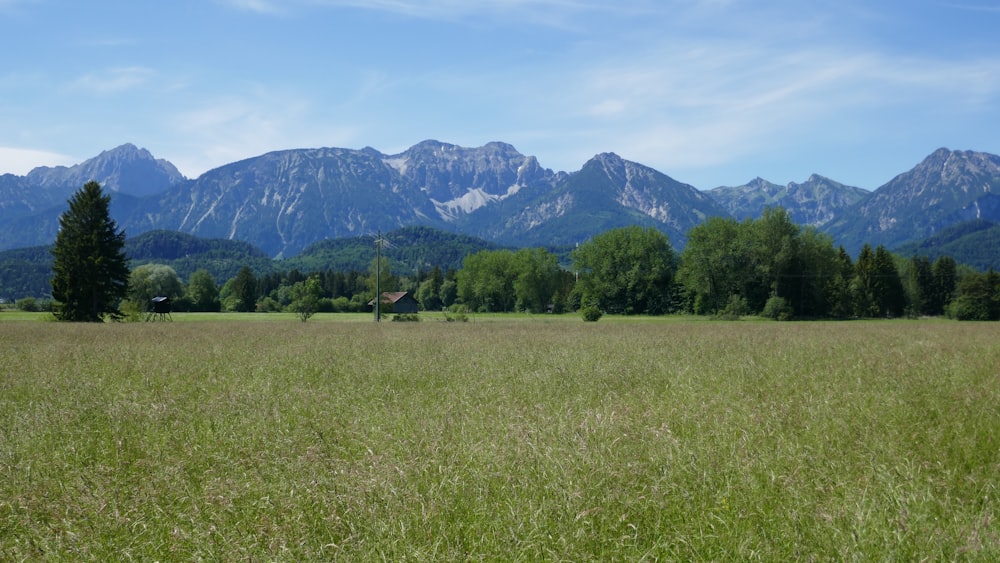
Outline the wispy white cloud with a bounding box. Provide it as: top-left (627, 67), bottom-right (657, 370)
top-left (940, 2), bottom-right (1000, 14)
top-left (78, 37), bottom-right (137, 48)
top-left (0, 0), bottom-right (33, 10)
top-left (533, 30), bottom-right (1000, 184)
top-left (218, 0), bottom-right (286, 14)
top-left (222, 0), bottom-right (659, 26)
top-left (167, 89), bottom-right (359, 176)
top-left (72, 66), bottom-right (155, 94)
top-left (0, 147), bottom-right (76, 175)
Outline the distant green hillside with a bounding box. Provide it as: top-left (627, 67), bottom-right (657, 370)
top-left (281, 226), bottom-right (503, 273)
top-left (895, 219), bottom-right (1000, 271)
top-left (0, 226), bottom-right (505, 300)
top-left (0, 245), bottom-right (52, 301)
top-left (128, 230), bottom-right (276, 282)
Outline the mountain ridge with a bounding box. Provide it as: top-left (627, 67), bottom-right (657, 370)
top-left (709, 174), bottom-right (869, 227)
top-left (824, 147), bottom-right (1000, 254)
top-left (1, 142), bottom-right (999, 262)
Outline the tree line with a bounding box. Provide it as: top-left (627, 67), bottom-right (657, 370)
top-left (35, 181), bottom-right (1000, 321)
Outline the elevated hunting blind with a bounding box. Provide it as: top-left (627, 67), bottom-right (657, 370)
top-left (147, 296), bottom-right (172, 321)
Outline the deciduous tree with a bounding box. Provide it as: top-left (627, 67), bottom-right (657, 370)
top-left (457, 250), bottom-right (518, 312)
top-left (678, 217), bottom-right (748, 315)
top-left (187, 269), bottom-right (221, 312)
top-left (512, 248), bottom-right (561, 313)
top-left (572, 226), bottom-right (677, 315)
top-left (949, 269), bottom-right (1000, 320)
top-left (127, 264), bottom-right (184, 311)
top-left (228, 266), bottom-right (258, 312)
top-left (289, 275), bottom-right (323, 322)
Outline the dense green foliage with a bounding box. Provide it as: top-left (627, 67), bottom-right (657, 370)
top-left (2, 320), bottom-right (998, 559)
top-left (185, 269), bottom-right (221, 312)
top-left (949, 269), bottom-right (1000, 320)
top-left (4, 212), bottom-right (1000, 320)
top-left (851, 244), bottom-right (906, 317)
top-left (457, 248), bottom-right (565, 313)
top-left (127, 230), bottom-right (274, 283)
top-left (679, 209), bottom-right (845, 317)
top-left (225, 266), bottom-right (258, 313)
top-left (572, 225), bottom-right (678, 314)
top-left (126, 264), bottom-right (185, 311)
top-left (50, 181), bottom-right (130, 322)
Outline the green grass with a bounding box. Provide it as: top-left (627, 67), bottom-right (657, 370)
top-left (1, 319), bottom-right (998, 560)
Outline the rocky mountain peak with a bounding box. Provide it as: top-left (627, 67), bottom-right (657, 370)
top-left (746, 177), bottom-right (780, 192)
top-left (884, 148), bottom-right (1000, 196)
top-left (824, 148), bottom-right (1000, 253)
top-left (583, 153), bottom-right (639, 186)
top-left (387, 140), bottom-right (549, 212)
top-left (709, 173), bottom-right (867, 227)
top-left (25, 143), bottom-right (185, 197)
top-left (589, 152), bottom-right (625, 169)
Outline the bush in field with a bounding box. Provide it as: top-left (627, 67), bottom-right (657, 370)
top-left (444, 304), bottom-right (469, 322)
top-left (15, 297), bottom-right (38, 312)
top-left (120, 299), bottom-right (145, 323)
top-left (392, 313), bottom-right (420, 322)
top-left (330, 296), bottom-right (351, 313)
top-left (716, 294), bottom-right (749, 320)
top-left (948, 270), bottom-right (1000, 320)
top-left (581, 305), bottom-right (602, 322)
top-left (762, 296), bottom-right (794, 320)
top-left (257, 296), bottom-right (281, 312)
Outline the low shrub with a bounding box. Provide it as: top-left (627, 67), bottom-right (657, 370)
top-left (715, 294), bottom-right (748, 320)
top-left (444, 305), bottom-right (469, 322)
top-left (762, 296), bottom-right (794, 321)
top-left (581, 305), bottom-right (602, 322)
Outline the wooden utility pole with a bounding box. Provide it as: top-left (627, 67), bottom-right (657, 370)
top-left (374, 230), bottom-right (386, 322)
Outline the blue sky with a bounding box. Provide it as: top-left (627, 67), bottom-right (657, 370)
top-left (1, 0), bottom-right (998, 190)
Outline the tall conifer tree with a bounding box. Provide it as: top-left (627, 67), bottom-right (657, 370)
top-left (873, 245), bottom-right (906, 317)
top-left (50, 181), bottom-right (130, 321)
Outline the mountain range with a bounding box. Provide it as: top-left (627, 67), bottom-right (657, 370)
top-left (2, 141), bottom-right (1000, 262)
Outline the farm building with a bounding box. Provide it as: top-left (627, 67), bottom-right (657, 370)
top-left (368, 291), bottom-right (419, 314)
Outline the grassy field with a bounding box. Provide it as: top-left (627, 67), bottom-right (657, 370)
top-left (1, 317), bottom-right (998, 560)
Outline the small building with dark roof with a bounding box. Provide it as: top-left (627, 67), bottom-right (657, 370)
top-left (368, 291), bottom-right (419, 314)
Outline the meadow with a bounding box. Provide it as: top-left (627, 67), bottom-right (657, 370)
top-left (1, 315), bottom-right (998, 560)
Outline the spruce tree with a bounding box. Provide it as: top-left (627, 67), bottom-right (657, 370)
top-left (873, 245), bottom-right (906, 317)
top-left (50, 181), bottom-right (130, 322)
top-left (851, 244), bottom-right (878, 317)
top-left (928, 256), bottom-right (957, 315)
top-left (231, 266), bottom-right (258, 312)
